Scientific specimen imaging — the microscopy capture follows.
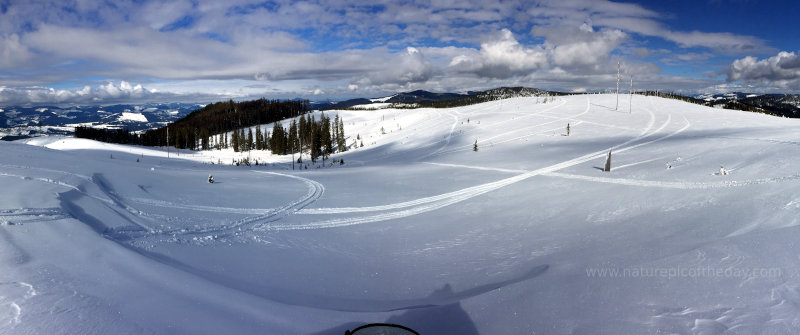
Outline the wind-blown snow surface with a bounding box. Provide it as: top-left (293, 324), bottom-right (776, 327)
top-left (3, 94), bottom-right (800, 334)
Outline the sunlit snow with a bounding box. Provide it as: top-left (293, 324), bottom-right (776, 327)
top-left (2, 94), bottom-right (800, 334)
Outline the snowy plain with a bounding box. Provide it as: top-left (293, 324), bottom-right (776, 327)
top-left (2, 94), bottom-right (800, 334)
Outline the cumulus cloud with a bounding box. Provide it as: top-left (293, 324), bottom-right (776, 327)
top-left (0, 0), bottom-right (788, 104)
top-left (0, 33), bottom-right (33, 68)
top-left (349, 47), bottom-right (434, 86)
top-left (726, 51), bottom-right (800, 89)
top-left (448, 25), bottom-right (630, 79)
top-left (534, 24), bottom-right (627, 71)
top-left (0, 81), bottom-right (215, 106)
top-left (449, 29), bottom-right (547, 78)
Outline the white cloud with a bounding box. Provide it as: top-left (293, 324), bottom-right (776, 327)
top-left (0, 0), bottom-right (790, 105)
top-left (349, 46), bottom-right (435, 86)
top-left (447, 26), bottom-right (632, 80)
top-left (664, 31), bottom-right (767, 53)
top-left (0, 33), bottom-right (33, 68)
top-left (726, 51), bottom-right (800, 90)
top-left (449, 29), bottom-right (547, 78)
top-left (543, 27), bottom-right (627, 70)
top-left (0, 81), bottom-right (224, 106)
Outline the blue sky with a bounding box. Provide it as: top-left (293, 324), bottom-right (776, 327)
top-left (1, 0), bottom-right (798, 106)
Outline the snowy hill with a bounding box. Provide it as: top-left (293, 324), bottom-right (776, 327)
top-left (2, 94), bottom-right (800, 334)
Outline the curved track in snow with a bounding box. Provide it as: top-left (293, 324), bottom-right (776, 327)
top-left (273, 97), bottom-right (698, 230)
top-left (128, 170), bottom-right (325, 240)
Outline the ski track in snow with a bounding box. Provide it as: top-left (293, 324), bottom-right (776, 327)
top-left (419, 109), bottom-right (459, 159)
top-left (277, 97), bottom-right (701, 230)
top-left (0, 172), bottom-right (83, 193)
top-left (7, 163), bottom-right (324, 242)
top-left (110, 170), bottom-right (324, 241)
top-left (0, 282), bottom-right (37, 329)
top-left (428, 99), bottom-right (580, 157)
top-left (0, 208), bottom-right (70, 225)
top-left (280, 98), bottom-right (798, 230)
top-left (9, 95), bottom-right (798, 237)
top-left (126, 197), bottom-right (274, 215)
top-left (612, 156), bottom-right (671, 171)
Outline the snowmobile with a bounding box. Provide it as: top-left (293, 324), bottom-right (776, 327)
top-left (344, 323), bottom-right (418, 335)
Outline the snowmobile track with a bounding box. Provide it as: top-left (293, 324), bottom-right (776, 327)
top-left (281, 97), bottom-right (693, 230)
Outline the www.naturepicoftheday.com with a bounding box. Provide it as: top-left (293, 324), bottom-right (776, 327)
top-left (2, 1), bottom-right (800, 334)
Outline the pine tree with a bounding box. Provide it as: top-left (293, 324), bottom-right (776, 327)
top-left (201, 128), bottom-right (210, 150)
top-left (297, 116), bottom-right (308, 153)
top-left (255, 127), bottom-right (263, 150)
top-left (270, 122), bottom-right (286, 155)
top-left (288, 119), bottom-right (298, 154)
top-left (321, 113), bottom-right (333, 162)
top-left (311, 120), bottom-right (321, 163)
top-left (247, 128), bottom-right (254, 151)
top-left (304, 114), bottom-right (313, 150)
top-left (332, 114), bottom-right (339, 150)
top-left (337, 115), bottom-right (346, 152)
top-left (232, 129), bottom-right (240, 152)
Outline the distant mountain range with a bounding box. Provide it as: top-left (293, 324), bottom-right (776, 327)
top-left (310, 87), bottom-right (556, 110)
top-left (309, 90), bottom-right (471, 110)
top-left (695, 92), bottom-right (800, 118)
top-left (3, 88), bottom-right (799, 140)
top-left (0, 103), bottom-right (200, 140)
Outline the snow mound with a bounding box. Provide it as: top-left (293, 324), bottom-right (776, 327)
top-left (119, 112), bottom-right (148, 122)
top-left (370, 95), bottom-right (396, 103)
top-left (349, 102), bottom-right (392, 110)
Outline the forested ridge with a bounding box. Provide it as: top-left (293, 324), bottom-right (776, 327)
top-left (76, 98), bottom-right (310, 151)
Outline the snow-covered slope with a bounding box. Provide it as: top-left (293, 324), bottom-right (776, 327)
top-left (119, 111), bottom-right (148, 122)
top-left (3, 94), bottom-right (800, 334)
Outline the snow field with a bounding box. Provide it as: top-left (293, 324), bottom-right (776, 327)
top-left (2, 94), bottom-right (800, 334)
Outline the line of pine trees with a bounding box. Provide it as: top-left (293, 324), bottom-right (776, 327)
top-left (75, 98), bottom-right (310, 150)
top-left (74, 100), bottom-right (348, 160)
top-left (262, 112), bottom-right (347, 163)
top-left (74, 126), bottom-right (139, 144)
